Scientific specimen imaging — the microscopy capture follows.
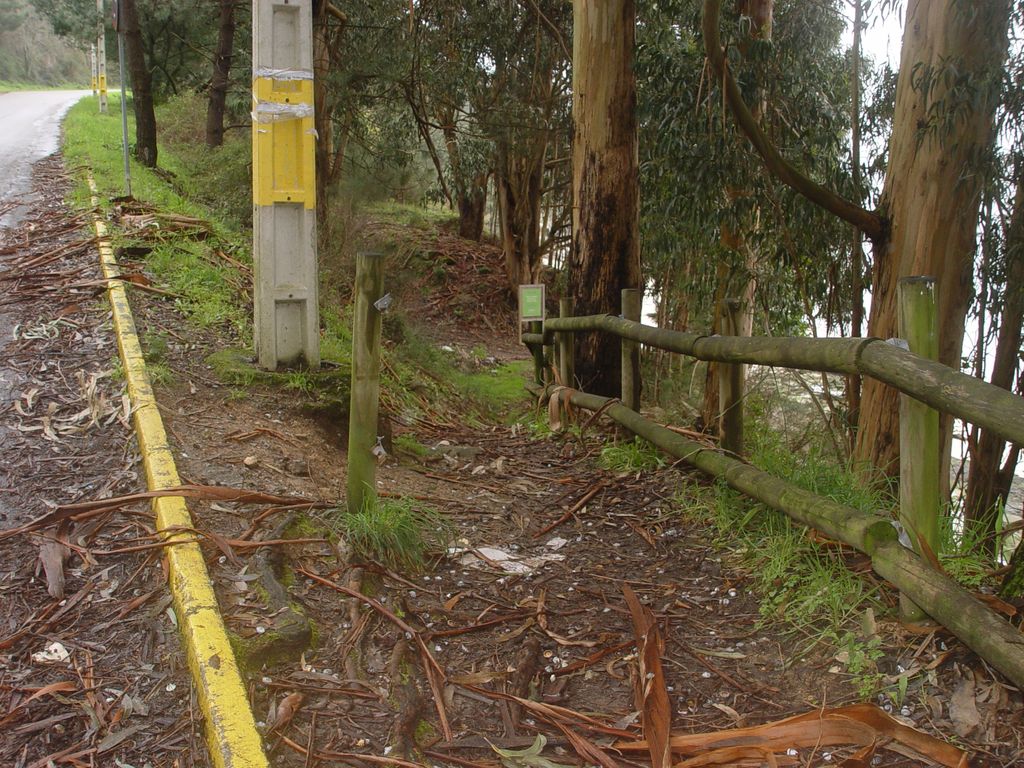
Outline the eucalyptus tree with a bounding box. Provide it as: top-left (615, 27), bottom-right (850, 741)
top-left (569, 0), bottom-right (640, 396)
top-left (637, 0), bottom-right (854, 413)
top-left (704, 0), bottom-right (1012, 481)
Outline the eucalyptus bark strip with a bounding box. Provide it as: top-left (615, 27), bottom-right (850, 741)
top-left (528, 384), bottom-right (1024, 689)
top-left (347, 253), bottom-right (384, 515)
top-left (897, 277), bottom-right (940, 622)
top-left (539, 314), bottom-right (1024, 448)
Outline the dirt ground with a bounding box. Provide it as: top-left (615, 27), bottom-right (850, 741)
top-left (3, 153), bottom-right (1024, 767)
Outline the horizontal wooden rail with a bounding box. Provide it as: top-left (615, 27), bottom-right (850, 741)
top-left (530, 383), bottom-right (1024, 689)
top-left (536, 314), bottom-right (1024, 448)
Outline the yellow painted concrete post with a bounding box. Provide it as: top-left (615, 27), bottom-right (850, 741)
top-left (90, 44), bottom-right (98, 95)
top-left (96, 0), bottom-right (108, 113)
top-left (252, 0), bottom-right (319, 370)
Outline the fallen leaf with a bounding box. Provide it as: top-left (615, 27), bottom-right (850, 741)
top-left (266, 692), bottom-right (304, 734)
top-left (490, 734), bottom-right (575, 768)
top-left (949, 675), bottom-right (981, 738)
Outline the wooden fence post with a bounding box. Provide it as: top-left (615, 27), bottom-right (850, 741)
top-left (621, 288), bottom-right (642, 411)
top-left (898, 276), bottom-right (941, 622)
top-left (718, 298), bottom-right (744, 456)
top-left (529, 320), bottom-right (546, 385)
top-left (558, 298), bottom-right (575, 388)
top-left (347, 252), bottom-right (384, 515)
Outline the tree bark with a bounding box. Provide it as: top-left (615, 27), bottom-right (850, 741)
top-left (457, 173), bottom-right (488, 241)
top-left (121, 0), bottom-right (157, 167)
top-left (496, 142), bottom-right (544, 288)
top-left (854, 0), bottom-right (1010, 478)
top-left (965, 178), bottom-right (1024, 551)
top-left (205, 0), bottom-right (235, 148)
top-left (568, 0), bottom-right (640, 397)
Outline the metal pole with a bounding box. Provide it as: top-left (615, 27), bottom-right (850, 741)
top-left (117, 31), bottom-right (132, 197)
top-left (252, 0), bottom-right (320, 370)
top-left (898, 276), bottom-right (941, 623)
top-left (96, 0), bottom-right (108, 113)
top-left (347, 252), bottom-right (384, 515)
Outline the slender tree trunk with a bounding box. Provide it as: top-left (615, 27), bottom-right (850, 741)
top-left (457, 173), bottom-right (488, 241)
top-left (965, 179), bottom-right (1024, 552)
top-left (568, 0), bottom-right (640, 397)
top-left (496, 144), bottom-right (544, 288)
top-left (205, 0), bottom-right (236, 148)
top-left (121, 0), bottom-right (157, 167)
top-left (854, 0), bottom-right (1010, 479)
top-left (847, 0), bottom-right (864, 448)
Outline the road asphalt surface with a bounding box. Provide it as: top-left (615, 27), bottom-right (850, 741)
top-left (0, 89), bottom-right (90, 228)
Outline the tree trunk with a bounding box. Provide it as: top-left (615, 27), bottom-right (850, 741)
top-left (497, 143), bottom-right (544, 289)
top-left (457, 173), bottom-right (488, 241)
top-left (121, 0), bottom-right (157, 167)
top-left (965, 178), bottom-right (1024, 553)
top-left (568, 0), bottom-right (640, 397)
top-left (853, 0), bottom-right (1010, 479)
top-left (205, 0), bottom-right (235, 148)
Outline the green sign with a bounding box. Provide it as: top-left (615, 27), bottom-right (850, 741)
top-left (519, 284), bottom-right (545, 322)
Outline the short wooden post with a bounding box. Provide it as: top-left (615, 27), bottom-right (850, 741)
top-left (529, 320), bottom-right (546, 385)
top-left (347, 252), bottom-right (384, 515)
top-left (558, 298), bottom-right (575, 388)
top-left (718, 298), bottom-right (744, 456)
top-left (621, 288), bottom-right (642, 411)
top-left (898, 276), bottom-right (941, 623)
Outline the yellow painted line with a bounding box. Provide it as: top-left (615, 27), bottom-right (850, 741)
top-left (89, 178), bottom-right (269, 768)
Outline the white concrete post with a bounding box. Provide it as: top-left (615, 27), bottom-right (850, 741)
top-left (251, 0), bottom-right (319, 370)
top-left (90, 44), bottom-right (98, 95)
top-left (96, 0), bottom-right (108, 113)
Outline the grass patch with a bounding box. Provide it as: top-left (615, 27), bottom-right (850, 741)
top-left (451, 361), bottom-right (532, 420)
top-left (670, 420), bottom-right (898, 699)
top-left (599, 437), bottom-right (665, 472)
top-left (367, 201), bottom-right (457, 230)
top-left (334, 497), bottom-right (453, 572)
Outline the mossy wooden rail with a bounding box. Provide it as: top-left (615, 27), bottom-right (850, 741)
top-left (522, 314), bottom-right (1024, 450)
top-left (521, 290), bottom-right (1024, 689)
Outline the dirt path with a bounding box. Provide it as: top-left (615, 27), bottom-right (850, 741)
top-left (3, 156), bottom-right (1023, 767)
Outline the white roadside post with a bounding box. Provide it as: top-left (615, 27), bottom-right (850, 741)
top-left (251, 0), bottom-right (320, 370)
top-left (90, 44), bottom-right (98, 95)
top-left (96, 0), bottom-right (108, 113)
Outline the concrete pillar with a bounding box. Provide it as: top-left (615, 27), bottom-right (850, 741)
top-left (97, 0), bottom-right (108, 113)
top-left (252, 0), bottom-right (319, 370)
top-left (90, 44), bottom-right (98, 95)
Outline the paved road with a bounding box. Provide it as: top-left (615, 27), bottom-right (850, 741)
top-left (0, 89), bottom-right (90, 228)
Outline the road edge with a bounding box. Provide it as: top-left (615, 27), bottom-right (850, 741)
top-left (89, 178), bottom-right (269, 768)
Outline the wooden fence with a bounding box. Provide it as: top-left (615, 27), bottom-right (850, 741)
top-left (521, 279), bottom-right (1024, 689)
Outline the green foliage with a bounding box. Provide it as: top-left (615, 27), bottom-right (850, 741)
top-left (335, 497), bottom-right (452, 572)
top-left (0, 1), bottom-right (88, 85)
top-left (599, 437), bottom-right (666, 473)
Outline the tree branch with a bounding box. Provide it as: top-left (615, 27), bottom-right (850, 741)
top-left (702, 0), bottom-right (884, 242)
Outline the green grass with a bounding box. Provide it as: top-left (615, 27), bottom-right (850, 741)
top-left (367, 200), bottom-right (457, 229)
top-left (62, 91), bottom-right (529, 428)
top-left (334, 497), bottom-right (453, 572)
top-left (599, 437), bottom-right (666, 472)
top-left (669, 420), bottom-right (898, 699)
